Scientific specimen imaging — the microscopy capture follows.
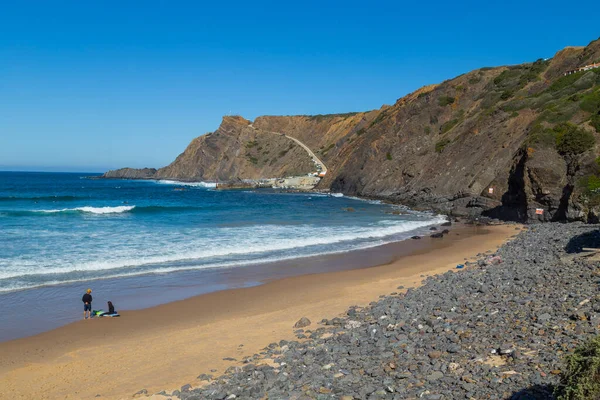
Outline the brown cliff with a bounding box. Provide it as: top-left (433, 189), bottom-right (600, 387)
top-left (153, 116), bottom-right (315, 181)
top-left (104, 37), bottom-right (600, 222)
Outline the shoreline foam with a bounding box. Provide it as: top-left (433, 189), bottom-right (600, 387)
top-left (0, 214), bottom-right (446, 294)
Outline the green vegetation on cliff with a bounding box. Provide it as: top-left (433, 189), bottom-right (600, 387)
top-left (591, 114), bottom-right (600, 132)
top-left (555, 123), bottom-right (595, 155)
top-left (435, 139), bottom-right (451, 153)
top-left (438, 96), bottom-right (455, 106)
top-left (307, 112), bottom-right (360, 122)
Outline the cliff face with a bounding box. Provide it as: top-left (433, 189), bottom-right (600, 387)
top-left (254, 38), bottom-right (600, 222)
top-left (106, 116), bottom-right (315, 181)
top-left (154, 116), bottom-right (315, 181)
top-left (253, 111), bottom-right (380, 165)
top-left (104, 38), bottom-right (600, 222)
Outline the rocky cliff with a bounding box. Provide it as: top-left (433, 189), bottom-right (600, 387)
top-left (104, 38), bottom-right (600, 222)
top-left (102, 167), bottom-right (157, 179)
top-left (106, 116), bottom-right (316, 182)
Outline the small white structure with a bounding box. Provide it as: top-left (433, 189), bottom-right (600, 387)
top-left (564, 62), bottom-right (600, 76)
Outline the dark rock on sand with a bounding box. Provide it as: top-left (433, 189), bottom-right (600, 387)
top-left (293, 317), bottom-right (311, 328)
top-left (180, 384), bottom-right (192, 392)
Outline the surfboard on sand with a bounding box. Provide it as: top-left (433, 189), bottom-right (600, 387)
top-left (92, 310), bottom-right (120, 317)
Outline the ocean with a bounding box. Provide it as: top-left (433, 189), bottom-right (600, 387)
top-left (0, 171), bottom-right (445, 340)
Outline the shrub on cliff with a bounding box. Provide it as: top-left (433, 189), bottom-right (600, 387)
top-left (435, 139), bottom-right (451, 153)
top-left (468, 75), bottom-right (481, 84)
top-left (578, 174), bottom-right (600, 195)
top-left (581, 89), bottom-right (600, 113)
top-left (438, 96), bottom-right (455, 106)
top-left (591, 114), bottom-right (600, 133)
top-left (555, 123), bottom-right (595, 155)
top-left (527, 123), bottom-right (557, 148)
top-left (440, 118), bottom-right (459, 134)
top-left (550, 71), bottom-right (586, 93)
top-left (554, 335), bottom-right (600, 400)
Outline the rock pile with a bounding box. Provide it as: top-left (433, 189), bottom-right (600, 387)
top-left (168, 223), bottom-right (600, 400)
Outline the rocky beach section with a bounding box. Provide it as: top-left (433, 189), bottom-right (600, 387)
top-left (159, 223), bottom-right (599, 400)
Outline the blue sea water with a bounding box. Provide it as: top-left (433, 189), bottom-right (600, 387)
top-left (0, 171), bottom-right (445, 294)
top-left (0, 171), bottom-right (445, 340)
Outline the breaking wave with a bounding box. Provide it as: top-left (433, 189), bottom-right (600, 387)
top-left (0, 215), bottom-right (447, 291)
top-left (0, 205), bottom-right (224, 217)
top-left (41, 205), bottom-right (135, 214)
top-left (32, 206), bottom-right (135, 215)
top-left (156, 180), bottom-right (216, 188)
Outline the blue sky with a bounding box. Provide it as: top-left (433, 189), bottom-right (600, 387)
top-left (1, 1), bottom-right (598, 172)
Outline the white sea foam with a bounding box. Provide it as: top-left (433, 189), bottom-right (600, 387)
top-left (37, 206), bottom-right (136, 214)
top-left (346, 196), bottom-right (383, 205)
top-left (0, 215), bottom-right (447, 283)
top-left (0, 218), bottom-right (445, 293)
top-left (0, 242), bottom-right (388, 293)
top-left (156, 180), bottom-right (216, 188)
top-left (330, 193), bottom-right (344, 197)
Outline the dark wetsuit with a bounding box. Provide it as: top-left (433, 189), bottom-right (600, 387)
top-left (82, 293), bottom-right (92, 311)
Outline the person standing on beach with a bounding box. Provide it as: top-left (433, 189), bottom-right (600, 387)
top-left (82, 289), bottom-right (92, 319)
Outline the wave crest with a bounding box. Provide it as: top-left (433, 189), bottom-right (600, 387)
top-left (0, 216), bottom-right (447, 285)
top-left (156, 180), bottom-right (216, 188)
top-left (38, 206), bottom-right (135, 214)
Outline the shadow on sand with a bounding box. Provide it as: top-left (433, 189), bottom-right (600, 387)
top-left (564, 228), bottom-right (600, 253)
top-left (507, 384), bottom-right (556, 400)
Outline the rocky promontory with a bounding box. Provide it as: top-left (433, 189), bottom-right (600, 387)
top-left (102, 167), bottom-right (157, 180)
top-left (103, 116), bottom-right (316, 183)
top-left (160, 223), bottom-right (600, 399)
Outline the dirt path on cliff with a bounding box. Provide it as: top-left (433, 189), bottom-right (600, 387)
top-left (249, 124), bottom-right (328, 175)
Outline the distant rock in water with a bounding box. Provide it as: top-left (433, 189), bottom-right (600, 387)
top-left (102, 168), bottom-right (157, 179)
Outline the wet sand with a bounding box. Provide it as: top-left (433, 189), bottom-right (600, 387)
top-left (0, 224), bottom-right (520, 399)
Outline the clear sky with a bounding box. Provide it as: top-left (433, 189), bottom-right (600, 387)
top-left (1, 1), bottom-right (598, 172)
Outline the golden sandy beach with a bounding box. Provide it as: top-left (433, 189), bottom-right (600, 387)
top-left (0, 224), bottom-right (520, 400)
